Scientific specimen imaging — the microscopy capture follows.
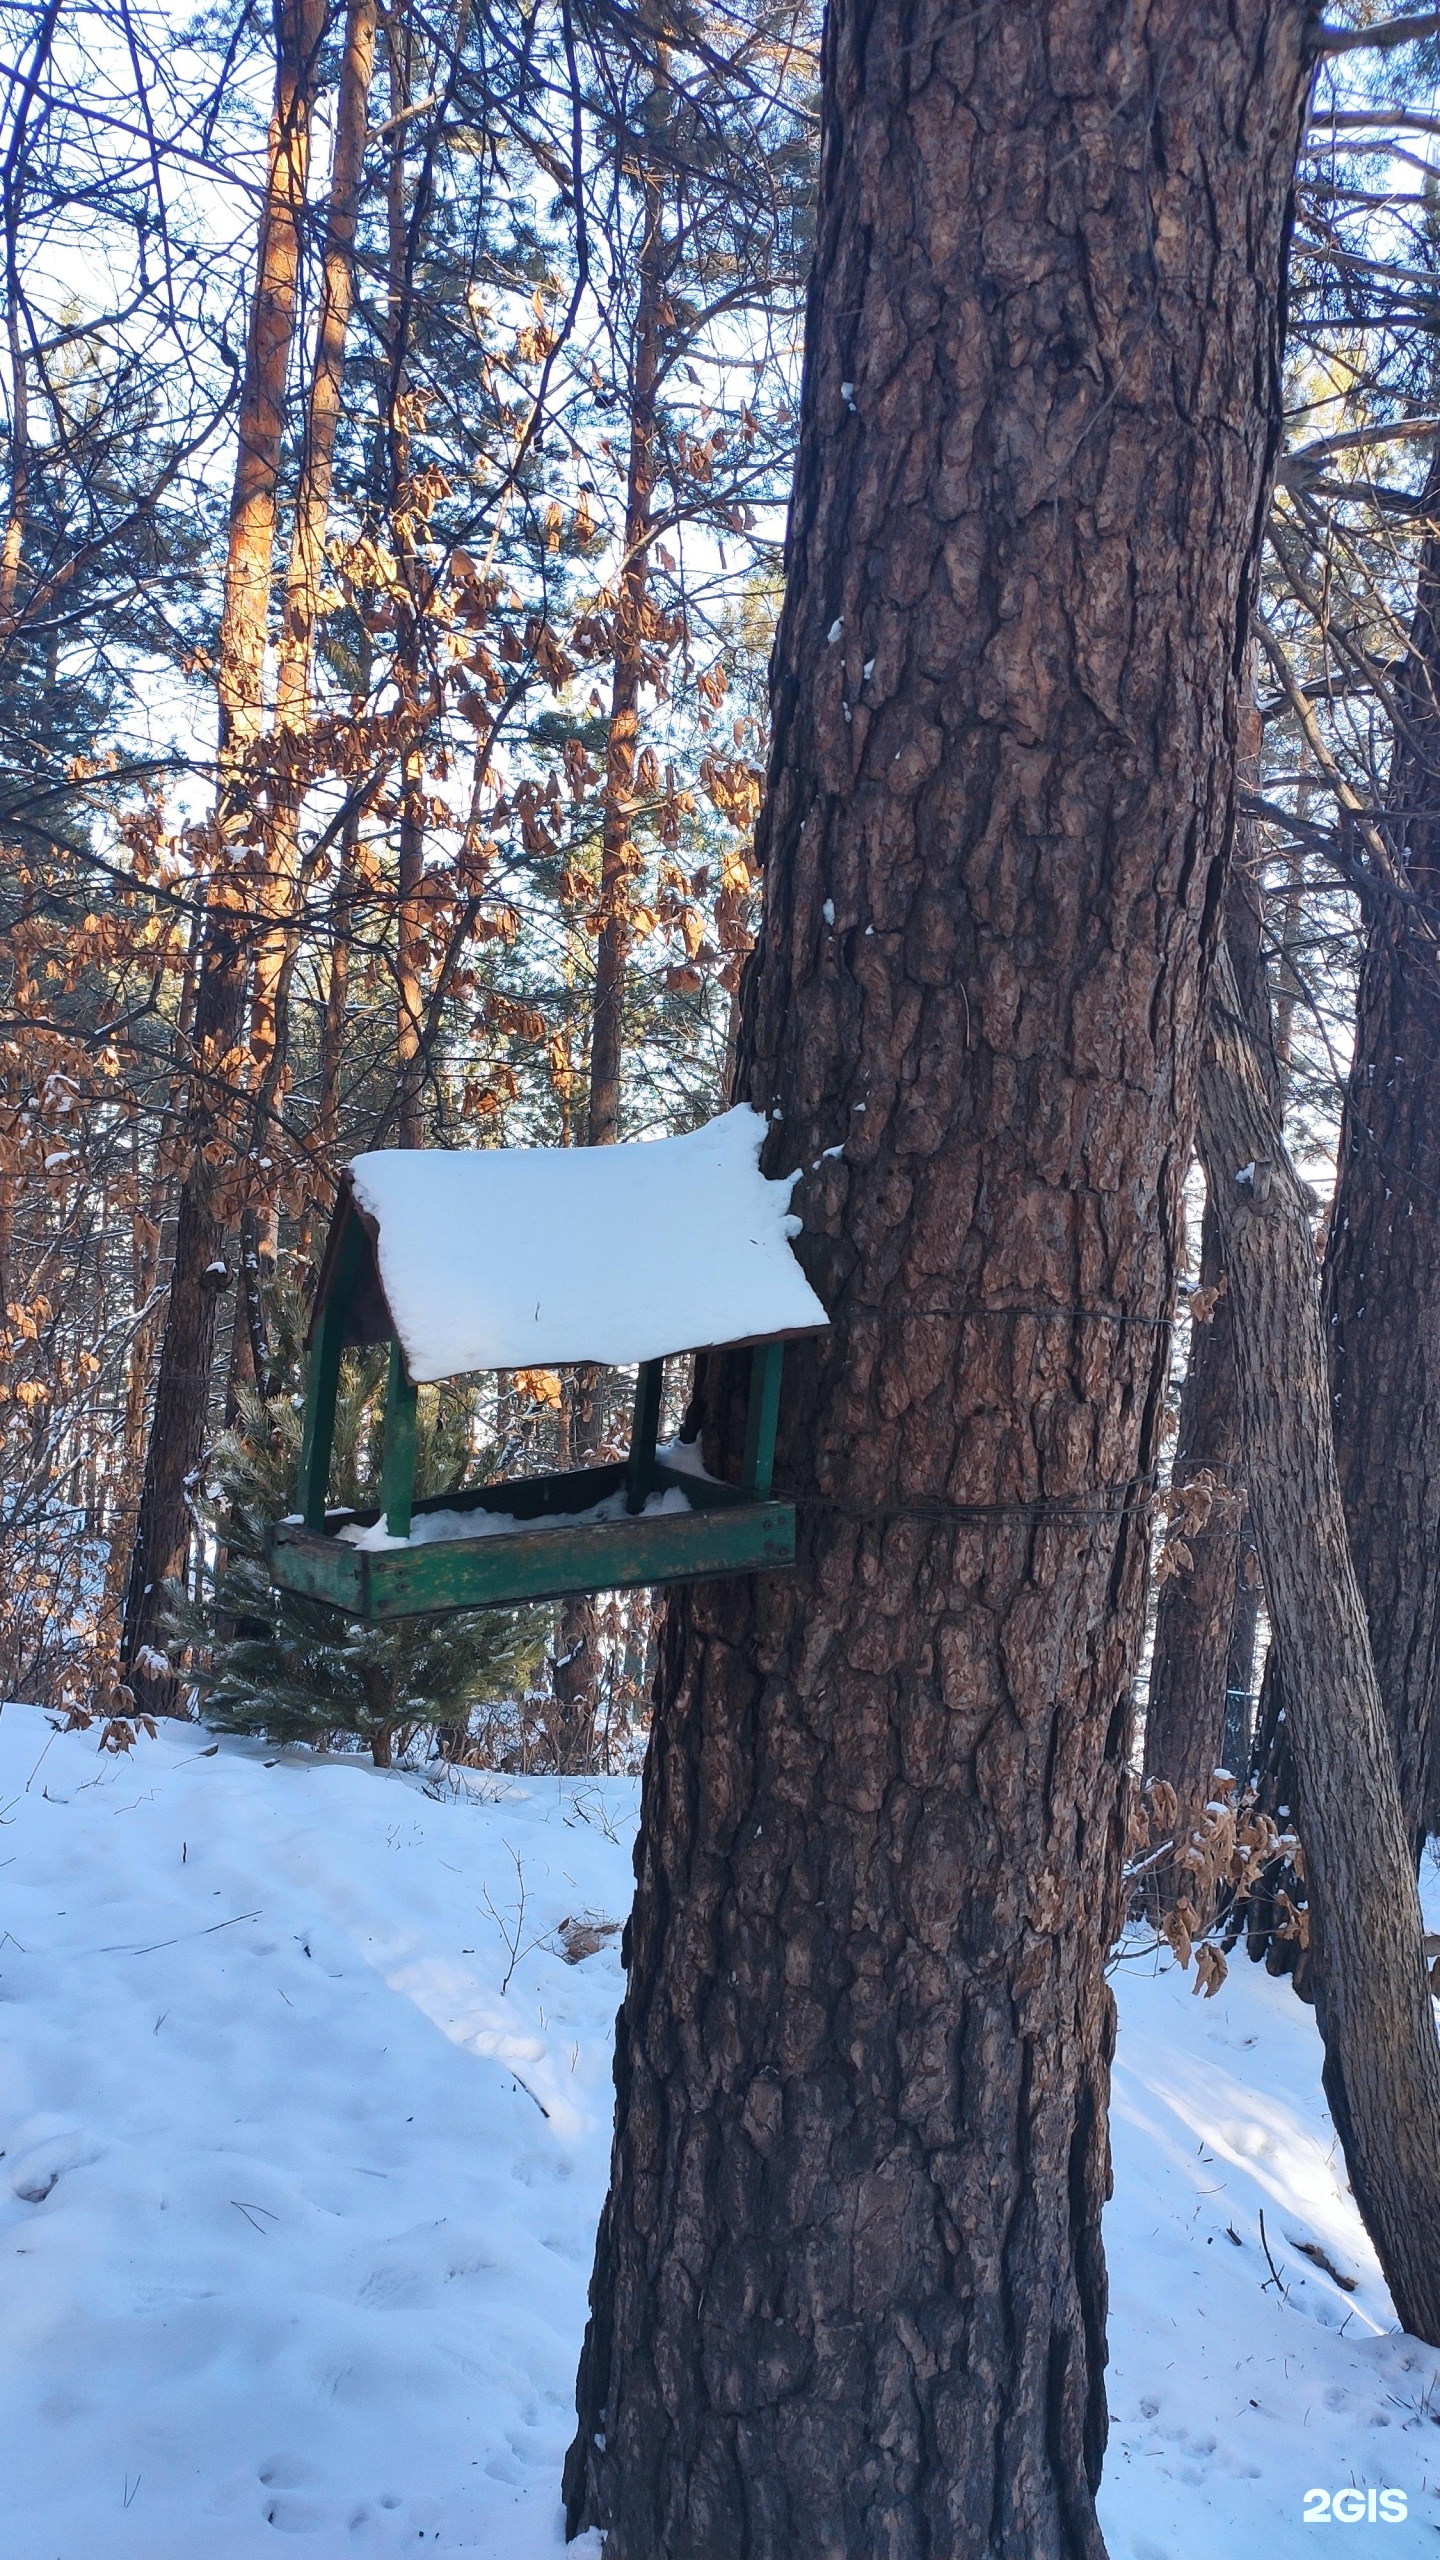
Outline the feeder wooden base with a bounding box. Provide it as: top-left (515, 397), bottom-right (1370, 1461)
top-left (268, 1460), bottom-right (796, 1622)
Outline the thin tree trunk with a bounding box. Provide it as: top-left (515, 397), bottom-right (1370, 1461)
top-left (100, 919), bottom-right (202, 1662)
top-left (1223, 1522), bottom-right (1263, 1769)
top-left (383, 7), bottom-right (429, 1155)
top-left (1271, 832), bottom-right (1307, 1082)
top-left (1143, 737), bottom-right (1276, 1908)
top-left (587, 97), bottom-right (666, 1156)
top-left (276, 0), bottom-right (377, 749)
top-left (310, 802), bottom-right (360, 1199)
top-left (0, 0), bottom-right (57, 632)
top-left (216, 0), bottom-right (325, 778)
top-left (565, 6), bottom-right (1312, 2551)
top-left (302, 616), bottom-right (374, 1259)
top-left (1142, 1191), bottom-right (1245, 1897)
top-left (121, 0), bottom-right (325, 1709)
top-left (551, 91), bottom-right (669, 1764)
top-left (1324, 440), bottom-right (1440, 1856)
top-left (250, 0), bottom-right (378, 1224)
top-left (395, 765), bottom-right (427, 1150)
top-left (1197, 938), bottom-right (1440, 2343)
top-left (0, 250), bottom-right (28, 630)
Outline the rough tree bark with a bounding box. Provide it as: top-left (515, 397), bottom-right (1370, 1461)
top-left (122, 0), bottom-right (326, 1708)
top-left (1323, 439), bottom-right (1440, 1857)
top-left (564, 6), bottom-right (1314, 2553)
top-left (1197, 941), bottom-right (1440, 2342)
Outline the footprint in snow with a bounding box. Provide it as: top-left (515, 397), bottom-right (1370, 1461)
top-left (8, 2121), bottom-right (101, 2201)
top-left (265, 2495), bottom-right (328, 2532)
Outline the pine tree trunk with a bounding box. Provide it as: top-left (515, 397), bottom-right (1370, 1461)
top-left (587, 99), bottom-right (666, 1158)
top-left (304, 619), bottom-right (373, 1255)
top-left (1223, 1523), bottom-right (1262, 1768)
top-left (564, 6), bottom-right (1313, 2551)
top-left (250, 0), bottom-right (378, 1246)
top-left (121, 900), bottom-right (252, 1701)
top-left (1197, 942), bottom-right (1440, 2342)
top-left (1324, 443), bottom-right (1440, 1857)
top-left (320, 831), bottom-right (356, 1158)
top-left (1143, 780), bottom-right (1276, 1907)
top-left (1142, 1192), bottom-right (1244, 1893)
top-left (551, 112), bottom-right (670, 1756)
top-left (99, 948), bottom-right (197, 1663)
top-left (0, 239), bottom-right (29, 631)
top-left (0, 0), bottom-right (54, 632)
top-left (216, 0), bottom-right (326, 775)
top-left (383, 8), bottom-right (430, 1157)
top-left (121, 0), bottom-right (325, 1709)
top-left (396, 777), bottom-right (427, 1150)
top-left (274, 0), bottom-right (377, 744)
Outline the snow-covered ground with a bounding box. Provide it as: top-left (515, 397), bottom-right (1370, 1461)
top-left (3, 1700), bottom-right (1440, 2557)
top-left (1104, 1938), bottom-right (1440, 2552)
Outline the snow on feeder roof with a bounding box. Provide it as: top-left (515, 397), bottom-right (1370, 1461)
top-left (337, 1104), bottom-right (828, 1382)
top-left (270, 1108), bottom-right (828, 1619)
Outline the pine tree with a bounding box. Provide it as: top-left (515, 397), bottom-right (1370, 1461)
top-left (163, 1290), bottom-right (547, 1767)
top-left (564, 0), bottom-right (1314, 2547)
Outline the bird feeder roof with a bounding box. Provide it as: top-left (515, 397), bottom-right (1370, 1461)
top-left (322, 1105), bottom-right (828, 1382)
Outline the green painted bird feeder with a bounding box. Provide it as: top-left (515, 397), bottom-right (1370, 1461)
top-left (268, 1107), bottom-right (827, 1623)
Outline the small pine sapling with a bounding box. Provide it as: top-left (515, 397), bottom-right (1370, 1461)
top-left (164, 1286), bottom-right (547, 1765)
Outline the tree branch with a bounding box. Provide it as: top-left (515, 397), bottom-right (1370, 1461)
top-left (1316, 9), bottom-right (1440, 53)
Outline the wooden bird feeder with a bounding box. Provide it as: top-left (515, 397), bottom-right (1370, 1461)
top-left (268, 1107), bottom-right (827, 1623)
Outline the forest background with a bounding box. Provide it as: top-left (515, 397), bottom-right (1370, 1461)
top-left (6, 0), bottom-right (1440, 1827)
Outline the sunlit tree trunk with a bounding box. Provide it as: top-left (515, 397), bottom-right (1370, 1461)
top-left (122, 0), bottom-right (325, 1710)
top-left (588, 104), bottom-right (666, 1156)
top-left (250, 0), bottom-right (378, 1250)
top-left (0, 269), bottom-right (27, 633)
top-left (0, 0), bottom-right (57, 633)
top-left (382, 4), bottom-right (431, 1156)
top-left (551, 76), bottom-right (669, 1765)
top-left (565, 4), bottom-right (1313, 2550)
top-left (309, 807), bottom-right (360, 1210)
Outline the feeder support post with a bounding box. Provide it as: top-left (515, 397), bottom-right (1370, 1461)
top-left (742, 1340), bottom-right (785, 1498)
top-left (298, 1202), bottom-right (368, 1530)
top-left (298, 1296), bottom-right (346, 1531)
top-left (382, 1338), bottom-right (419, 1539)
top-left (626, 1359), bottom-right (665, 1515)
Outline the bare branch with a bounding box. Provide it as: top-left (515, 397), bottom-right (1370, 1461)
top-left (1316, 9), bottom-right (1440, 54)
top-left (1307, 106), bottom-right (1440, 135)
top-left (1286, 413), bottom-right (1440, 468)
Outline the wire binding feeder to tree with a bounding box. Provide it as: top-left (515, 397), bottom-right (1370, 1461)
top-left (268, 1107), bottom-right (827, 1622)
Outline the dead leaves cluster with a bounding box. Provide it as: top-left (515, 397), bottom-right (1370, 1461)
top-left (1129, 1769), bottom-right (1305, 1996)
top-left (1152, 1466), bottom-right (1248, 1586)
top-left (556, 1912), bottom-right (621, 1965)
